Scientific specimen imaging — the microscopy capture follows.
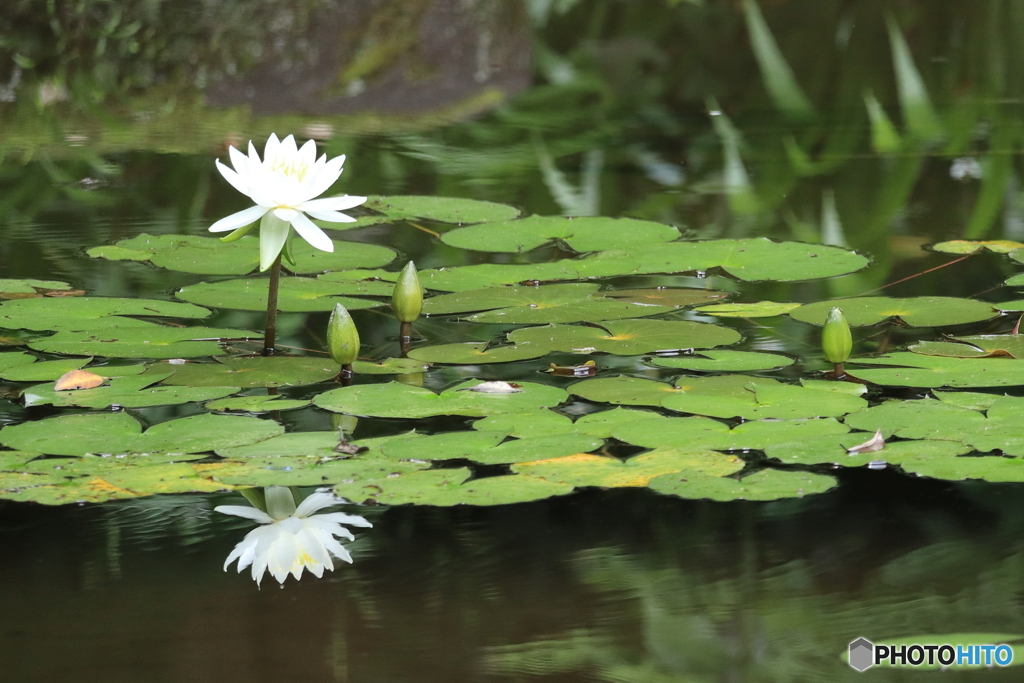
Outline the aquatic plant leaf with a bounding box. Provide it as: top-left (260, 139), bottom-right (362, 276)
top-left (906, 341), bottom-right (989, 358)
top-left (334, 467), bottom-right (573, 506)
top-left (932, 390), bottom-right (1001, 411)
top-left (440, 215), bottom-right (681, 253)
top-left (662, 381), bottom-right (867, 419)
top-left (414, 261), bottom-right (636, 292)
top-left (468, 299), bottom-right (675, 325)
top-left (352, 358), bottom-right (430, 374)
top-left (0, 329), bottom-right (44, 346)
top-left (380, 430), bottom-right (508, 461)
top-left (933, 240), bottom-right (1024, 254)
top-left (144, 356), bottom-right (340, 388)
top-left (365, 196), bottom-right (521, 223)
top-left (764, 433), bottom-right (971, 467)
top-left (649, 350), bottom-right (794, 372)
top-left (910, 335), bottom-right (1024, 359)
top-left (962, 396), bottom-right (1024, 456)
top-left (899, 454), bottom-right (1024, 483)
top-left (0, 411), bottom-right (283, 456)
top-left (0, 278), bottom-right (76, 298)
top-left (850, 353), bottom-right (1024, 388)
top-left (473, 410), bottom-right (576, 438)
top-left (790, 297), bottom-right (996, 327)
top-left (604, 288), bottom-right (727, 307)
top-left (507, 319), bottom-right (741, 355)
top-left (595, 238), bottom-right (868, 282)
top-left (648, 468), bottom-right (837, 501)
top-left (694, 301), bottom-right (801, 318)
top-left (205, 395), bottom-right (311, 412)
top-left (572, 408), bottom-right (667, 438)
top-left (887, 15), bottom-right (944, 141)
top-left (0, 357), bottom-right (90, 382)
top-left (313, 379), bottom-right (569, 418)
top-left (799, 378), bottom-right (867, 396)
top-left (0, 297), bottom-right (212, 331)
top-left (570, 374), bottom-right (720, 407)
top-left (22, 374), bottom-right (237, 409)
top-left (863, 90), bottom-right (903, 154)
top-left (204, 454), bottom-right (429, 487)
top-left (382, 431), bottom-right (602, 465)
top-left (611, 415), bottom-right (849, 450)
top-left (407, 342), bottom-right (548, 364)
top-left (216, 432), bottom-right (410, 459)
top-left (515, 447), bottom-right (740, 488)
top-left (28, 326), bottom-right (252, 359)
top-left (0, 351), bottom-right (36, 373)
top-left (53, 368), bottom-right (104, 390)
top-left (89, 234), bottom-right (396, 275)
top-left (843, 399), bottom-right (986, 441)
top-left (742, 0), bottom-right (815, 120)
top-left (176, 277), bottom-right (386, 312)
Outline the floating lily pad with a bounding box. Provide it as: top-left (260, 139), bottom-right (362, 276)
top-left (611, 415), bottom-right (850, 450)
top-left (473, 410), bottom-right (576, 438)
top-left (0, 329), bottom-right (44, 347)
top-left (176, 277), bottom-right (386, 312)
top-left (365, 196), bottom-right (521, 224)
top-left (648, 467), bottom-right (837, 501)
top-left (790, 297), bottom-right (997, 327)
top-left (662, 380), bottom-right (867, 419)
top-left (694, 301), bottom-right (802, 318)
top-left (28, 326), bottom-right (253, 359)
top-left (932, 390), bottom-right (1002, 411)
top-left (88, 234), bottom-right (396, 275)
top-left (0, 351), bottom-right (37, 373)
top-left (764, 433), bottom-right (972, 466)
top-left (205, 395), bottom-right (311, 412)
top-left (407, 342), bottom-right (547, 364)
top-left (0, 412), bottom-right (283, 456)
top-left (514, 447), bottom-right (740, 488)
top-left (352, 358), bottom-right (431, 374)
top-left (0, 278), bottom-right (76, 298)
top-left (572, 408), bottom-right (667, 437)
top-left (0, 357), bottom-right (90, 381)
top-left (910, 335), bottom-right (1024, 359)
top-left (507, 319), bottom-right (741, 355)
top-left (334, 467), bottom-right (574, 506)
top-left (649, 350), bottom-right (794, 372)
top-left (21, 373), bottom-right (238, 409)
top-left (0, 297), bottom-right (212, 331)
top-left (381, 431), bottom-right (602, 465)
top-left (215, 431), bottom-right (406, 459)
top-left (843, 399), bottom-right (986, 441)
top-left (313, 379), bottom-right (569, 418)
top-left (603, 288), bottom-right (727, 307)
top-left (204, 453), bottom-right (429, 487)
top-left (898, 453), bottom-right (1024, 483)
top-left (932, 240), bottom-right (1024, 254)
top-left (571, 374), bottom-right (755, 408)
top-left (960, 396), bottom-right (1024, 456)
top-left (144, 356), bottom-right (340, 388)
top-left (416, 262), bottom-right (614, 292)
top-left (849, 353), bottom-right (1024, 388)
top-left (441, 215), bottom-right (681, 253)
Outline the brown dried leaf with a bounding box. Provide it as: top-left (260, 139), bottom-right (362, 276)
top-left (54, 369), bottom-right (106, 391)
top-left (847, 429), bottom-right (885, 454)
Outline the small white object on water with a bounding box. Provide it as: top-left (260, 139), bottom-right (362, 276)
top-left (459, 381), bottom-right (523, 394)
top-left (847, 429), bottom-right (885, 454)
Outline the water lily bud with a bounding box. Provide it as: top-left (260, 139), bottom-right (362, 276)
top-left (822, 306), bottom-right (852, 364)
top-left (327, 303), bottom-right (360, 365)
top-left (392, 261), bottom-right (423, 323)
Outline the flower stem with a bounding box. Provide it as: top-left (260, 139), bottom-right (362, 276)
top-left (263, 253), bottom-right (283, 356)
top-left (399, 321), bottom-right (412, 358)
top-left (339, 363), bottom-right (354, 386)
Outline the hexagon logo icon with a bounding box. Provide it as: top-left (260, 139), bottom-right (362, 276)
top-left (849, 638), bottom-right (874, 672)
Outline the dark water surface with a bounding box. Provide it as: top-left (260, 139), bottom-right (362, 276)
top-left (4, 1), bottom-right (1024, 680)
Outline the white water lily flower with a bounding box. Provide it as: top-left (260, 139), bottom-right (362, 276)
top-left (209, 133), bottom-right (366, 271)
top-left (216, 486), bottom-right (371, 587)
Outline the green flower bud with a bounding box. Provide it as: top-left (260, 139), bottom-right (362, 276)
top-left (392, 261), bottom-right (423, 323)
top-left (327, 303), bottom-right (360, 365)
top-left (822, 306), bottom-right (852, 364)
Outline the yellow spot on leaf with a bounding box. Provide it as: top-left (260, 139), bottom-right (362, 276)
top-left (55, 369), bottom-right (105, 391)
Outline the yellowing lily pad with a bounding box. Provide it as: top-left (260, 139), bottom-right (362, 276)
top-left (932, 240), bottom-right (1024, 254)
top-left (514, 448), bottom-right (740, 488)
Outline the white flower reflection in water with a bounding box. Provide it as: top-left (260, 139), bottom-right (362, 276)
top-left (216, 487), bottom-right (371, 587)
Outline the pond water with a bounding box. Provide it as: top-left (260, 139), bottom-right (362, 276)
top-left (4, 1), bottom-right (1024, 680)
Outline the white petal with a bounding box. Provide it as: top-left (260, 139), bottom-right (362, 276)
top-left (273, 207), bottom-right (299, 222)
top-left (307, 517), bottom-right (356, 541)
top-left (259, 212), bottom-right (292, 271)
top-left (305, 154), bottom-right (346, 198)
top-left (216, 159), bottom-right (251, 197)
top-left (300, 195), bottom-right (367, 212)
top-left (247, 140), bottom-right (262, 166)
top-left (208, 205), bottom-right (268, 233)
top-left (264, 486), bottom-right (297, 520)
top-left (322, 535), bottom-right (353, 563)
top-left (306, 210), bottom-right (358, 223)
top-left (214, 504), bottom-right (274, 523)
top-left (279, 134), bottom-right (298, 159)
top-left (228, 145), bottom-right (250, 176)
top-left (290, 211), bottom-right (334, 252)
top-left (263, 133), bottom-right (281, 163)
top-left (314, 511), bottom-right (372, 528)
top-left (298, 138), bottom-right (318, 168)
top-left (294, 491), bottom-right (341, 517)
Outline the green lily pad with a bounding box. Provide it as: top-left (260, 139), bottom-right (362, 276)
top-left (21, 373), bottom-right (237, 409)
top-left (440, 215), bottom-right (681, 253)
top-left (961, 396), bottom-right (1024, 456)
top-left (790, 297), bottom-right (997, 327)
top-left (694, 301), bottom-right (802, 318)
top-left (898, 453), bottom-right (1024, 483)
top-left (0, 357), bottom-right (91, 381)
top-left (0, 279), bottom-right (76, 297)
top-left (28, 326), bottom-right (254, 359)
top-left (415, 261), bottom-right (618, 292)
top-left (648, 467), bottom-right (837, 501)
top-left (507, 319), bottom-right (741, 355)
top-left (0, 351), bottom-right (36, 373)
top-left (365, 196), bottom-right (520, 224)
top-left (205, 395), bottom-right (311, 412)
top-left (932, 390), bottom-right (1002, 411)
top-left (144, 356), bottom-right (341, 388)
top-left (0, 329), bottom-right (44, 347)
top-left (572, 408), bottom-right (668, 437)
top-left (571, 374), bottom-right (760, 408)
top-left (849, 353), bottom-right (1024, 388)
top-left (381, 431), bottom-right (602, 465)
top-left (473, 410), bottom-right (576, 438)
top-left (88, 234), bottom-right (396, 275)
top-left (0, 297), bottom-right (212, 331)
top-left (604, 289), bottom-right (728, 307)
top-left (611, 415), bottom-right (850, 450)
top-left (176, 277), bottom-right (386, 312)
top-left (843, 399), bottom-right (986, 441)
top-left (592, 238), bottom-right (868, 282)
top-left (932, 240), bottom-right (1024, 254)
top-left (334, 467), bottom-right (574, 506)
top-left (407, 342), bottom-right (548, 365)
top-left (649, 350), bottom-right (794, 372)
top-left (204, 453), bottom-right (429, 487)
top-left (662, 380), bottom-right (868, 419)
top-left (514, 447), bottom-right (740, 488)
top-left (910, 335), bottom-right (1024, 359)
top-left (215, 431), bottom-right (408, 459)
top-left (764, 433), bottom-right (972, 466)
top-left (0, 412), bottom-right (283, 456)
top-left (313, 379), bottom-right (569, 418)
top-left (352, 358), bottom-right (430, 374)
